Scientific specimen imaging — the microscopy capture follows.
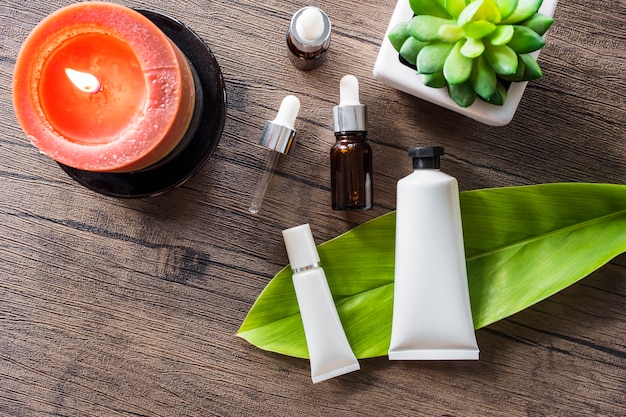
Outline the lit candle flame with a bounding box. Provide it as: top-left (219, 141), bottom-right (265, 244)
top-left (64, 68), bottom-right (101, 93)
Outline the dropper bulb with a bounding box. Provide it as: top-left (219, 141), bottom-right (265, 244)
top-left (339, 75), bottom-right (360, 106)
top-left (272, 95), bottom-right (301, 130)
top-left (296, 7), bottom-right (325, 42)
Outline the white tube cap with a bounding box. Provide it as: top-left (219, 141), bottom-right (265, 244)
top-left (282, 223), bottom-right (320, 271)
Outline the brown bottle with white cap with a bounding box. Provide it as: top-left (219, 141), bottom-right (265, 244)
top-left (286, 7), bottom-right (331, 71)
top-left (330, 75), bottom-right (373, 210)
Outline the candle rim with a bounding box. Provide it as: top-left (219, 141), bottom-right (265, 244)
top-left (13, 1), bottom-right (195, 172)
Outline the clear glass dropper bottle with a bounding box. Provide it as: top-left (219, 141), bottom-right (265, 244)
top-left (249, 95), bottom-right (300, 214)
top-left (330, 75), bottom-right (373, 210)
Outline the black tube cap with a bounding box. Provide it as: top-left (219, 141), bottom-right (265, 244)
top-left (408, 146), bottom-right (444, 169)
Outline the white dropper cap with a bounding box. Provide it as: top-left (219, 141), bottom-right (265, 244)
top-left (339, 74), bottom-right (360, 106)
top-left (296, 7), bottom-right (325, 42)
top-left (282, 223), bottom-right (320, 272)
top-left (333, 75), bottom-right (367, 133)
top-left (288, 6), bottom-right (331, 56)
top-left (258, 95), bottom-right (300, 154)
top-left (272, 95), bottom-right (300, 130)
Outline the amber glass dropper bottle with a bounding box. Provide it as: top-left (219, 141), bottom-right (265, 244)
top-left (330, 75), bottom-right (373, 210)
top-left (286, 7), bottom-right (331, 71)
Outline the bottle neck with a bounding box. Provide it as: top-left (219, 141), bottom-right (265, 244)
top-left (332, 105), bottom-right (367, 132)
top-left (413, 158), bottom-right (440, 170)
top-left (334, 131), bottom-right (367, 141)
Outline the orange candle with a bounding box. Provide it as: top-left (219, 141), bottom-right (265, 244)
top-left (13, 1), bottom-right (196, 172)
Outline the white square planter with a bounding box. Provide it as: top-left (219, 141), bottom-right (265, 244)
top-left (373, 0), bottom-right (558, 126)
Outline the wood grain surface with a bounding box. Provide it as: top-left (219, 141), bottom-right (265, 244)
top-left (1, 0), bottom-right (624, 416)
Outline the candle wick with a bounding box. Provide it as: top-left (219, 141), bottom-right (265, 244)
top-left (65, 68), bottom-right (101, 93)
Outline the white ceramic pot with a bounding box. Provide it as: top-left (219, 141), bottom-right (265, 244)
top-left (373, 0), bottom-right (558, 126)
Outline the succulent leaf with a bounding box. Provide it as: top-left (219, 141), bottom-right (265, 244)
top-left (493, 0), bottom-right (518, 20)
top-left (400, 37), bottom-right (429, 65)
top-left (409, 15), bottom-right (457, 41)
top-left (498, 54), bottom-right (526, 81)
top-left (444, 40), bottom-right (474, 84)
top-left (484, 43), bottom-right (518, 74)
top-left (507, 25), bottom-right (545, 53)
top-left (487, 24), bottom-right (514, 45)
top-left (463, 20), bottom-right (497, 38)
top-left (470, 55), bottom-right (497, 99)
top-left (388, 22), bottom-right (411, 52)
top-left (448, 81), bottom-right (477, 107)
top-left (461, 37), bottom-right (485, 58)
top-left (521, 13), bottom-right (554, 36)
top-left (443, 0), bottom-right (470, 18)
top-left (458, 0), bottom-right (502, 26)
top-left (421, 72), bottom-right (448, 88)
top-left (439, 24), bottom-right (465, 43)
top-left (417, 42), bottom-right (455, 74)
top-left (501, 0), bottom-right (543, 24)
top-left (409, 0), bottom-right (453, 19)
top-left (519, 53), bottom-right (543, 80)
top-left (482, 81), bottom-right (508, 105)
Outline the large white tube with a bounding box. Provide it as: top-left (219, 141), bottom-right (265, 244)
top-left (282, 224), bottom-right (360, 382)
top-left (388, 147), bottom-right (479, 360)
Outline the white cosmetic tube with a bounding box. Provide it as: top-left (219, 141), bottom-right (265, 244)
top-left (389, 147), bottom-right (479, 360)
top-left (282, 224), bottom-right (360, 382)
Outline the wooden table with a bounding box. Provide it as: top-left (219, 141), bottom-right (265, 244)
top-left (1, 0), bottom-right (624, 415)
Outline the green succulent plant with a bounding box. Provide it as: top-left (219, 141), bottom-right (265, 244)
top-left (389, 0), bottom-right (554, 107)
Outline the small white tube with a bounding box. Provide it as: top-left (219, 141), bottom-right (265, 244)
top-left (389, 147), bottom-right (479, 360)
top-left (282, 224), bottom-right (360, 383)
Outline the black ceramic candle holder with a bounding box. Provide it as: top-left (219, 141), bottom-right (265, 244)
top-left (59, 10), bottom-right (227, 198)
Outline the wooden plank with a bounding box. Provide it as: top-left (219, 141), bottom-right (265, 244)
top-left (0, 0), bottom-right (624, 416)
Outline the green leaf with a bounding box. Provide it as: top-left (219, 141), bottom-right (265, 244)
top-left (519, 53), bottom-right (543, 80)
top-left (388, 22), bottom-right (411, 52)
top-left (400, 37), bottom-right (429, 65)
top-left (498, 52), bottom-right (542, 82)
top-left (409, 0), bottom-right (453, 18)
top-left (487, 24), bottom-right (514, 45)
top-left (470, 55), bottom-right (497, 99)
top-left (481, 80), bottom-right (507, 105)
top-left (521, 13), bottom-right (554, 36)
top-left (507, 25), bottom-right (545, 53)
top-left (417, 42), bottom-right (454, 74)
top-left (447, 80), bottom-right (477, 106)
top-left (444, 41), bottom-right (474, 84)
top-left (463, 20), bottom-right (497, 39)
top-left (501, 0), bottom-right (543, 24)
top-left (421, 71), bottom-right (448, 88)
top-left (484, 43), bottom-right (518, 74)
top-left (438, 24), bottom-right (465, 43)
top-left (238, 183), bottom-right (626, 359)
top-left (461, 37), bottom-right (485, 58)
top-left (498, 54), bottom-right (526, 81)
top-left (458, 0), bottom-right (502, 26)
top-left (409, 15), bottom-right (457, 42)
top-left (494, 0), bottom-right (518, 20)
top-left (443, 0), bottom-right (469, 18)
